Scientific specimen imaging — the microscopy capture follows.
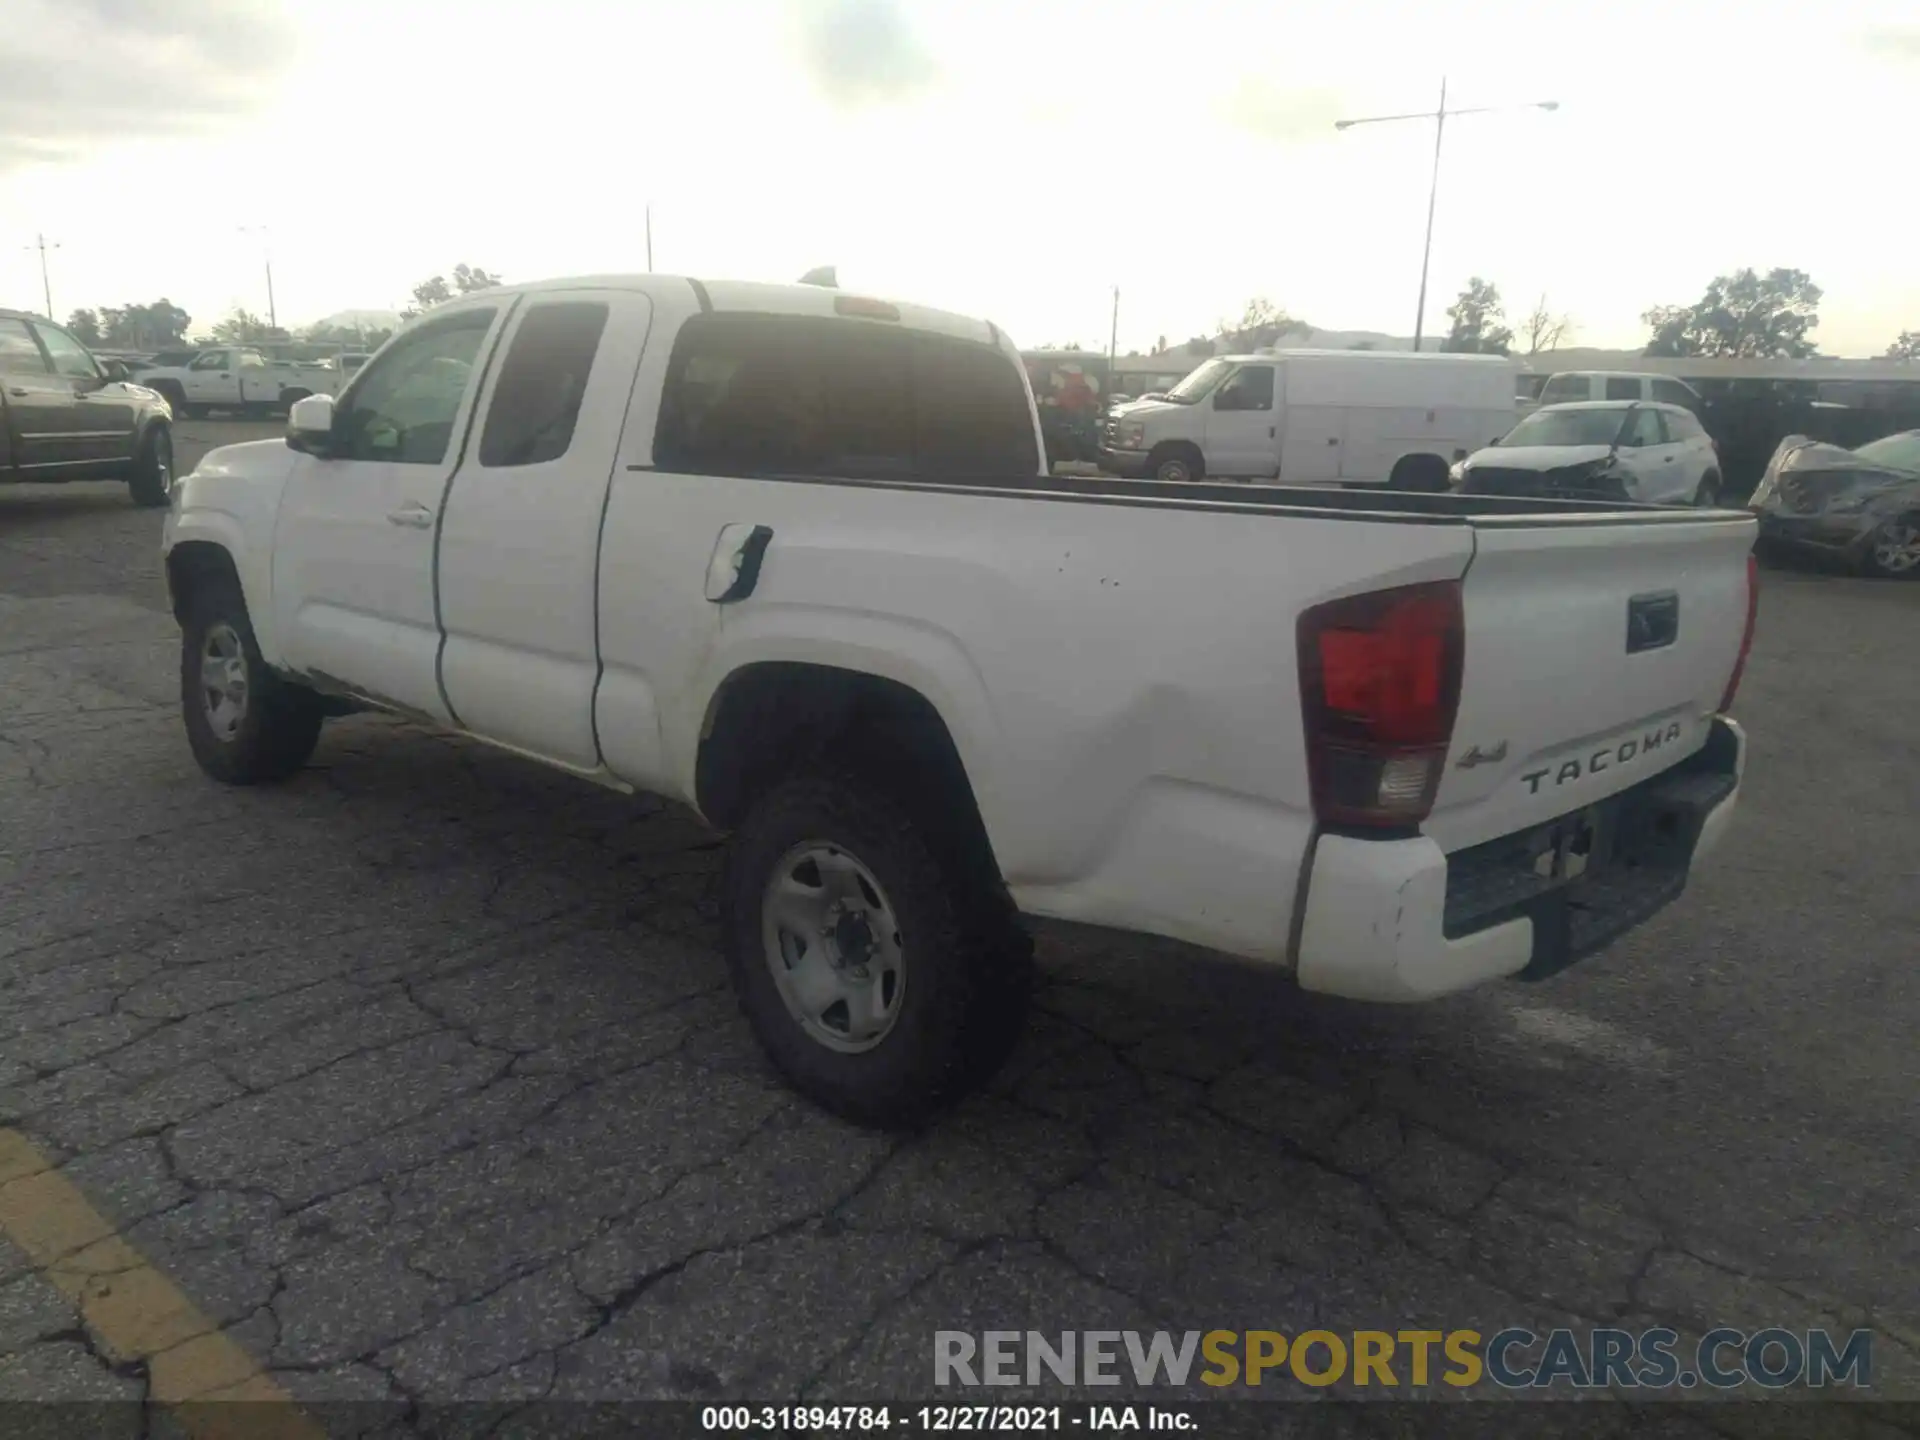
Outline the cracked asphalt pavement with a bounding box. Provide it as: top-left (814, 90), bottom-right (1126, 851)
top-left (2, 422), bottom-right (1918, 1434)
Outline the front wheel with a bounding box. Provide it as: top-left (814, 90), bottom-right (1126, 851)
top-left (1149, 444), bottom-right (1203, 484)
top-left (1861, 515), bottom-right (1920, 579)
top-left (720, 772), bottom-right (1032, 1128)
top-left (180, 589), bottom-right (325, 784)
top-left (126, 426), bottom-right (174, 508)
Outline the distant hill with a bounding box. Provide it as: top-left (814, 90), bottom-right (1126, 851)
top-left (310, 309), bottom-right (403, 334)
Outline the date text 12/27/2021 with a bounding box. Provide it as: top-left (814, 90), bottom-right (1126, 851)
top-left (700, 1407), bottom-right (1195, 1432)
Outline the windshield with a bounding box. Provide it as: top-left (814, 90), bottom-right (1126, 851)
top-left (1164, 358), bottom-right (1232, 404)
top-left (1854, 432), bottom-right (1920, 474)
top-left (1500, 408), bottom-right (1628, 448)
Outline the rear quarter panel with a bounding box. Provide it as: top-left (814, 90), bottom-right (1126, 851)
top-left (597, 459), bottom-right (1478, 962)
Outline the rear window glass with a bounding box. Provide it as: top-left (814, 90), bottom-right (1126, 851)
top-left (479, 302), bottom-right (609, 468)
top-left (654, 313), bottom-right (1038, 479)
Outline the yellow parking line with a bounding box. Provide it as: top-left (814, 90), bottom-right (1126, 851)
top-left (0, 1128), bottom-right (328, 1438)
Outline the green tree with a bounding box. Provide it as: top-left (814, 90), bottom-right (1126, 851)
top-left (66, 309), bottom-right (103, 346)
top-left (451, 263), bottom-right (501, 295)
top-left (1442, 278), bottom-right (1514, 355)
top-left (1217, 298), bottom-right (1308, 351)
top-left (1642, 268), bottom-right (1822, 358)
top-left (1885, 330), bottom-right (1920, 361)
top-left (99, 300), bottom-right (192, 349)
top-left (211, 309), bottom-right (288, 343)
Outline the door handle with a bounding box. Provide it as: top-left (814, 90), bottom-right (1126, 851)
top-left (706, 523), bottom-right (774, 603)
top-left (387, 504), bottom-right (434, 529)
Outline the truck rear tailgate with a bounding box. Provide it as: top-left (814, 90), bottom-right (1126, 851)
top-left (1424, 513), bottom-right (1756, 854)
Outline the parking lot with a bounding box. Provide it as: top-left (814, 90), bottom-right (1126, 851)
top-left (3, 421), bottom-right (1919, 1430)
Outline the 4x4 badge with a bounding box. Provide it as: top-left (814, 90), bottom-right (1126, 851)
top-left (1456, 741), bottom-right (1508, 768)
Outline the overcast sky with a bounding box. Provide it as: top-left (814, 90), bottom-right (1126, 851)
top-left (3, 0), bottom-right (1916, 356)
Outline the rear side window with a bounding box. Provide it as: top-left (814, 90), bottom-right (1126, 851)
top-left (1662, 407), bottom-right (1701, 439)
top-left (1652, 379), bottom-right (1697, 410)
top-left (911, 332), bottom-right (1041, 473)
top-left (479, 302), bottom-right (610, 467)
top-left (1539, 375), bottom-right (1587, 404)
top-left (654, 313), bottom-right (1037, 479)
top-left (1604, 376), bottom-right (1642, 401)
top-left (0, 318), bottom-right (50, 374)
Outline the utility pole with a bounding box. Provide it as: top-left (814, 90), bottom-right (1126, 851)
top-left (26, 233), bottom-right (60, 319)
top-left (1335, 82), bottom-right (1558, 352)
top-left (1108, 286), bottom-right (1120, 378)
top-left (646, 206), bottom-right (653, 273)
top-left (239, 226), bottom-right (277, 331)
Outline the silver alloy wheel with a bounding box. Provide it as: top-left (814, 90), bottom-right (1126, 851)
top-left (199, 622), bottom-right (250, 741)
top-left (1156, 456), bottom-right (1192, 483)
top-left (153, 431), bottom-right (173, 496)
top-left (1871, 519), bottom-right (1920, 575)
top-left (760, 841), bottom-right (907, 1054)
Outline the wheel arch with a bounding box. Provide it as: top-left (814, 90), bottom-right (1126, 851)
top-left (693, 659), bottom-right (1007, 896)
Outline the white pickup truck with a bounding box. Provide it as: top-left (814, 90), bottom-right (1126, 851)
top-left (135, 346), bottom-right (340, 419)
top-left (161, 275), bottom-right (1758, 1126)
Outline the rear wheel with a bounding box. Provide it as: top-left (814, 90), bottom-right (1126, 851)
top-left (126, 426), bottom-right (174, 508)
top-left (151, 380), bottom-right (187, 415)
top-left (721, 770), bottom-right (1032, 1128)
top-left (1862, 515), bottom-right (1920, 579)
top-left (1693, 473), bottom-right (1721, 508)
top-left (180, 588), bottom-right (325, 784)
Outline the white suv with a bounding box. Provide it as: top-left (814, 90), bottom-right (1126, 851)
top-left (1455, 400), bottom-right (1724, 507)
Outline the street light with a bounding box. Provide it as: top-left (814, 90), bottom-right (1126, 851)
top-left (1335, 80), bottom-right (1558, 352)
top-left (238, 226), bottom-right (277, 332)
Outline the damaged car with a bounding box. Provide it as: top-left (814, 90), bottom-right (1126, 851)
top-left (1452, 400), bottom-right (1723, 507)
top-left (1749, 431), bottom-right (1920, 578)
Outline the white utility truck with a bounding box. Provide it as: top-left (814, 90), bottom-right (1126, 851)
top-left (1100, 349), bottom-right (1519, 489)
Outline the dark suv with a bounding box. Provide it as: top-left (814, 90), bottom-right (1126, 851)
top-left (1, 308), bottom-right (177, 506)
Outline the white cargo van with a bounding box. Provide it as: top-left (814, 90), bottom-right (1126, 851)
top-left (1527, 371), bottom-right (1704, 415)
top-left (1098, 349), bottom-right (1517, 488)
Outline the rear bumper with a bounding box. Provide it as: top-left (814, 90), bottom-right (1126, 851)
top-left (1754, 510), bottom-right (1874, 557)
top-left (1295, 716), bottom-right (1744, 1003)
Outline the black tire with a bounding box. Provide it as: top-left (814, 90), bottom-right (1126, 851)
top-left (1388, 454), bottom-right (1451, 492)
top-left (1148, 443), bottom-right (1204, 484)
top-left (151, 381), bottom-right (187, 414)
top-left (1860, 514), bottom-right (1920, 580)
top-left (279, 388), bottom-right (311, 411)
top-left (126, 425), bottom-right (174, 508)
top-left (721, 770), bottom-right (1032, 1128)
top-left (180, 586), bottom-right (325, 785)
top-left (1693, 472), bottom-right (1722, 508)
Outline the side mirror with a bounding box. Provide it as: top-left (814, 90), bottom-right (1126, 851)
top-left (101, 359), bottom-right (131, 382)
top-left (287, 394), bottom-right (338, 456)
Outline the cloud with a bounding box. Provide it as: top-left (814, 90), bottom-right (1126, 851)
top-left (792, 0), bottom-right (939, 109)
top-left (1218, 79), bottom-right (1350, 144)
top-left (1861, 25), bottom-right (1920, 60)
top-left (0, 0), bottom-right (297, 173)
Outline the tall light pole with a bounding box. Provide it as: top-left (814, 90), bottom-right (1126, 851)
top-left (1335, 82), bottom-right (1558, 351)
top-left (238, 226), bottom-right (277, 332)
top-left (24, 233), bottom-right (60, 319)
top-left (645, 205), bottom-right (654, 273)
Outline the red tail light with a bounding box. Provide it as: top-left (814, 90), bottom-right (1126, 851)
top-left (1298, 581), bottom-right (1464, 829)
top-left (1718, 551), bottom-right (1759, 712)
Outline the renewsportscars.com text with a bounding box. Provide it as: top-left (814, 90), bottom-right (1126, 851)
top-left (934, 1328), bottom-right (1873, 1391)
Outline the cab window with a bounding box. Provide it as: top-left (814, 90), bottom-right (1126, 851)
top-left (335, 310), bottom-right (495, 465)
top-left (1604, 376), bottom-right (1642, 401)
top-left (190, 351), bottom-right (230, 371)
top-left (1213, 365), bottom-right (1274, 412)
